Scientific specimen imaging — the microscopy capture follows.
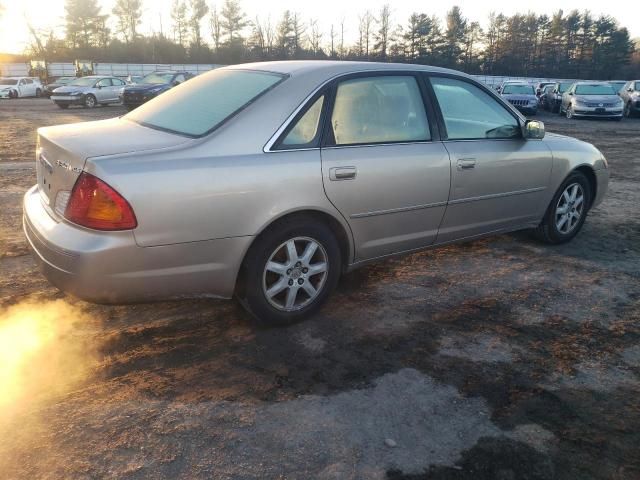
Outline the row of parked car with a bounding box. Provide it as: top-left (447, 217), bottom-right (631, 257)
top-left (0, 71), bottom-right (194, 110)
top-left (496, 79), bottom-right (640, 120)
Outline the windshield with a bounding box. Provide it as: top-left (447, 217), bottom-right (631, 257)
top-left (126, 69), bottom-right (286, 137)
top-left (575, 84), bottom-right (616, 95)
top-left (0, 78), bottom-right (18, 85)
top-left (558, 83), bottom-right (572, 93)
top-left (141, 73), bottom-right (175, 84)
top-left (69, 77), bottom-right (98, 87)
top-left (502, 84), bottom-right (534, 95)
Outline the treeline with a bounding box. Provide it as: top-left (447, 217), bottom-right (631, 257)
top-left (22, 0), bottom-right (640, 79)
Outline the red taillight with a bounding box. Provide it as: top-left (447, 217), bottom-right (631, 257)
top-left (64, 172), bottom-right (137, 230)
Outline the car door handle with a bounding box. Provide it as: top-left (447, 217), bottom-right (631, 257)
top-left (457, 158), bottom-right (476, 170)
top-left (329, 166), bottom-right (357, 181)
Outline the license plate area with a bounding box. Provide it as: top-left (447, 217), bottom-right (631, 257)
top-left (37, 154), bottom-right (53, 205)
top-left (595, 107), bottom-right (606, 113)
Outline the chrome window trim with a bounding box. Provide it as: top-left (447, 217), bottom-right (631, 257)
top-left (263, 68), bottom-right (441, 153)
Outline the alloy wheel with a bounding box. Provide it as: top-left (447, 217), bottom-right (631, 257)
top-left (262, 236), bottom-right (328, 312)
top-left (555, 183), bottom-right (584, 234)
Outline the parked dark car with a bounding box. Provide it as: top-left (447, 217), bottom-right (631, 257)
top-left (620, 80), bottom-right (640, 117)
top-left (544, 82), bottom-right (574, 113)
top-left (120, 71), bottom-right (193, 110)
top-left (607, 80), bottom-right (627, 94)
top-left (535, 82), bottom-right (555, 97)
top-left (43, 76), bottom-right (76, 98)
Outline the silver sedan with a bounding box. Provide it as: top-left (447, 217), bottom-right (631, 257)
top-left (560, 81), bottom-right (624, 120)
top-left (24, 61), bottom-right (609, 325)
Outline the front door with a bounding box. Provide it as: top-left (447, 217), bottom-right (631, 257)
top-left (427, 75), bottom-right (552, 242)
top-left (321, 74), bottom-right (451, 261)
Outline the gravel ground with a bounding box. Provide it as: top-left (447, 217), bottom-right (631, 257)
top-left (0, 98), bottom-right (639, 479)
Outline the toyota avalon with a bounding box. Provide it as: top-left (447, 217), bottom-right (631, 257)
top-left (24, 61), bottom-right (609, 325)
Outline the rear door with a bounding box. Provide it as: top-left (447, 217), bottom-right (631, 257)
top-left (320, 73), bottom-right (451, 261)
top-left (110, 78), bottom-right (126, 101)
top-left (426, 75), bottom-right (552, 242)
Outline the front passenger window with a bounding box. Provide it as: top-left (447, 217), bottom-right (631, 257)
top-left (430, 77), bottom-right (520, 140)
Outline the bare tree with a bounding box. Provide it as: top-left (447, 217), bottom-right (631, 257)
top-left (374, 4), bottom-right (391, 60)
top-left (170, 0), bottom-right (188, 46)
top-left (209, 4), bottom-right (221, 51)
top-left (308, 19), bottom-right (322, 56)
top-left (112, 0), bottom-right (143, 43)
top-left (357, 11), bottom-right (375, 58)
top-left (188, 0), bottom-right (209, 48)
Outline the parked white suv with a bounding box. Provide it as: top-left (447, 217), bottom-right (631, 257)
top-left (0, 77), bottom-right (43, 98)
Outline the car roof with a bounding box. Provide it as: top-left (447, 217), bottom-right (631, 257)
top-left (224, 60), bottom-right (464, 78)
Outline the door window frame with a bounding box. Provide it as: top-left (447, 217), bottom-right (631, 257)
top-left (422, 72), bottom-right (525, 142)
top-left (321, 71), bottom-right (441, 148)
top-left (265, 69), bottom-right (444, 152)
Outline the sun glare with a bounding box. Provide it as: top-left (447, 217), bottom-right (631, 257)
top-left (0, 300), bottom-right (96, 415)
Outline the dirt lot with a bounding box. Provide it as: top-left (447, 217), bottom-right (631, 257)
top-left (0, 98), bottom-right (639, 479)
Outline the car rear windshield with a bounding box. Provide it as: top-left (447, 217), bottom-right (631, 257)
top-left (575, 84), bottom-right (616, 95)
top-left (141, 73), bottom-right (176, 84)
top-left (125, 69), bottom-right (286, 137)
top-left (0, 78), bottom-right (18, 85)
top-left (502, 84), bottom-right (534, 95)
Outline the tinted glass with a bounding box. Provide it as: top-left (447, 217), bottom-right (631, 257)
top-left (281, 96), bottom-right (324, 147)
top-left (575, 84), bottom-right (616, 95)
top-left (431, 77), bottom-right (520, 140)
top-left (126, 69), bottom-right (284, 137)
top-left (558, 83), bottom-right (572, 93)
top-left (96, 78), bottom-right (112, 87)
top-left (69, 77), bottom-right (98, 87)
top-left (502, 84), bottom-right (535, 95)
top-left (141, 73), bottom-right (175, 84)
top-left (331, 76), bottom-right (430, 145)
top-left (113, 78), bottom-right (125, 86)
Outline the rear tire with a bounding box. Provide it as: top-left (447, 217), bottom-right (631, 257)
top-left (533, 171), bottom-right (591, 244)
top-left (239, 217), bottom-right (342, 326)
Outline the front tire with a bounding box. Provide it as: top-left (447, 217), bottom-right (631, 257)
top-left (84, 94), bottom-right (97, 108)
top-left (566, 105), bottom-right (574, 119)
top-left (534, 171), bottom-right (591, 244)
top-left (239, 217), bottom-right (342, 326)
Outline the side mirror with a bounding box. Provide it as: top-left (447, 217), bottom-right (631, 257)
top-left (568, 92), bottom-right (573, 95)
top-left (628, 87), bottom-right (634, 92)
top-left (524, 120), bottom-right (545, 140)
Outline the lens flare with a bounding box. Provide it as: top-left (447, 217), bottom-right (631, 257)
top-left (0, 300), bottom-right (96, 415)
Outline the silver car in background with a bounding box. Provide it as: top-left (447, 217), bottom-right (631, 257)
top-left (619, 80), bottom-right (640, 117)
top-left (24, 61), bottom-right (609, 325)
top-left (560, 82), bottom-right (624, 120)
top-left (545, 81), bottom-right (574, 113)
top-left (50, 75), bottom-right (128, 109)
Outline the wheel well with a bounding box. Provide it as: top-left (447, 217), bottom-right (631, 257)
top-left (234, 210), bottom-right (352, 295)
top-left (574, 166), bottom-right (597, 208)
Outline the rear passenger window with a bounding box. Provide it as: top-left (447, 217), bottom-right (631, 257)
top-left (280, 95), bottom-right (325, 148)
top-left (430, 77), bottom-right (520, 140)
top-left (330, 76), bottom-right (430, 146)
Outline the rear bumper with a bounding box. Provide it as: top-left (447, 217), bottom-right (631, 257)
top-left (23, 185), bottom-right (251, 303)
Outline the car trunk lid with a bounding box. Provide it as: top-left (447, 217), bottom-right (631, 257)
top-left (36, 117), bottom-right (191, 219)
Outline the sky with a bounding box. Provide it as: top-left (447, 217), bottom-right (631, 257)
top-left (1, 0), bottom-right (639, 55)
